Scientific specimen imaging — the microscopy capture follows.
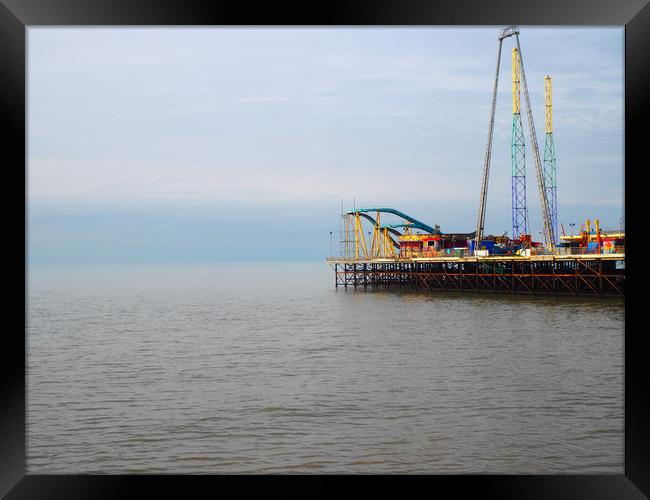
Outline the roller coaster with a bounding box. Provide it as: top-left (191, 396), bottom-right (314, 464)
top-left (342, 208), bottom-right (475, 259)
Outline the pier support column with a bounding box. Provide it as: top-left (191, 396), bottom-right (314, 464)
top-left (599, 259), bottom-right (603, 295)
top-left (552, 258), bottom-right (556, 294)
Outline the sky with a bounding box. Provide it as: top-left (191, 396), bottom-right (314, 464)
top-left (28, 27), bottom-right (624, 264)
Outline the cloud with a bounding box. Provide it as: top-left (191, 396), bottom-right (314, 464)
top-left (27, 26), bottom-right (624, 258)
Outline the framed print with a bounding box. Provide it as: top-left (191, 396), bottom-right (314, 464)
top-left (2, 0), bottom-right (648, 497)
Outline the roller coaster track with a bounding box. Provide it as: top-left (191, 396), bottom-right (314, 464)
top-left (347, 207), bottom-right (439, 234)
top-left (348, 208), bottom-right (475, 250)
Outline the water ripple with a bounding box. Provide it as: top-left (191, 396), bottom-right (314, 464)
top-left (27, 262), bottom-right (624, 474)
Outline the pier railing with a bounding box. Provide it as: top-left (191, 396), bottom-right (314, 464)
top-left (556, 245), bottom-right (625, 256)
top-left (327, 245), bottom-right (624, 261)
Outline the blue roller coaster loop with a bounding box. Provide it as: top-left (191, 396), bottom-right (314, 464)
top-left (347, 207), bottom-right (439, 235)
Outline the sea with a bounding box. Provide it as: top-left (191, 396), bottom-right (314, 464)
top-left (26, 261), bottom-right (624, 474)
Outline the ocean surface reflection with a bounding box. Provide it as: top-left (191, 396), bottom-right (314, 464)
top-left (27, 262), bottom-right (624, 473)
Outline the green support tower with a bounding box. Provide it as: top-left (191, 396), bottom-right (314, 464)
top-left (511, 48), bottom-right (528, 239)
top-left (543, 76), bottom-right (558, 244)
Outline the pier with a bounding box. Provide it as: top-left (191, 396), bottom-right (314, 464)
top-left (328, 254), bottom-right (624, 296)
top-left (327, 26), bottom-right (625, 298)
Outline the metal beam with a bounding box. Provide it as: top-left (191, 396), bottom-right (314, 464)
top-left (514, 32), bottom-right (556, 250)
top-left (475, 34), bottom-right (505, 248)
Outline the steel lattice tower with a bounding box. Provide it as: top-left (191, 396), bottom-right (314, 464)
top-left (543, 76), bottom-right (558, 244)
top-left (475, 27), bottom-right (555, 251)
top-left (511, 48), bottom-right (527, 239)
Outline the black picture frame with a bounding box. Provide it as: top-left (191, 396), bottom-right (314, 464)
top-left (3, 0), bottom-right (648, 497)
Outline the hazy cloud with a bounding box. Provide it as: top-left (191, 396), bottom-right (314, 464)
top-left (28, 27), bottom-right (624, 263)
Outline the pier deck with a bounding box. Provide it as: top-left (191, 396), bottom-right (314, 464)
top-left (327, 254), bottom-right (624, 296)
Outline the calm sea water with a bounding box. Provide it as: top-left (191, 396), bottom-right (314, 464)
top-left (27, 262), bottom-right (624, 474)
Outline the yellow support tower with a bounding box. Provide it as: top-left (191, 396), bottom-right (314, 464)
top-left (511, 47), bottom-right (528, 239)
top-left (383, 227), bottom-right (395, 257)
top-left (354, 213), bottom-right (369, 259)
top-left (545, 76), bottom-right (552, 133)
top-left (370, 211), bottom-right (382, 258)
top-left (543, 75), bottom-right (558, 244)
top-left (512, 47), bottom-right (521, 114)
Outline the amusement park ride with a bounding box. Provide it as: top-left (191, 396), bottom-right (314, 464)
top-left (328, 27), bottom-right (624, 296)
top-left (336, 26), bottom-right (623, 261)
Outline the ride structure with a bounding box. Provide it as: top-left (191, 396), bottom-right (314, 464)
top-left (543, 75), bottom-right (559, 244)
top-left (340, 208), bottom-right (471, 260)
top-left (475, 26), bottom-right (556, 252)
top-left (327, 26), bottom-right (623, 296)
top-left (511, 47), bottom-right (528, 240)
